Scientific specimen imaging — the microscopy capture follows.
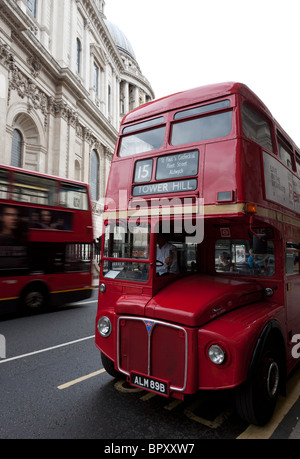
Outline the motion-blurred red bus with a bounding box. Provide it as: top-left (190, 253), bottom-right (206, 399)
top-left (0, 165), bottom-right (94, 313)
top-left (95, 82), bottom-right (300, 425)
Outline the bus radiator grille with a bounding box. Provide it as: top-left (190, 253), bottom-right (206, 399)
top-left (117, 317), bottom-right (187, 391)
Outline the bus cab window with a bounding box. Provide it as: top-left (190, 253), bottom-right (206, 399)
top-left (103, 221), bottom-right (150, 282)
top-left (156, 234), bottom-right (197, 277)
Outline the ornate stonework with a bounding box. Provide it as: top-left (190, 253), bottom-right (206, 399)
top-left (0, 0), bottom-right (154, 235)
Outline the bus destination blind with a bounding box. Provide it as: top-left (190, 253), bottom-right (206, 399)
top-left (133, 150), bottom-right (199, 196)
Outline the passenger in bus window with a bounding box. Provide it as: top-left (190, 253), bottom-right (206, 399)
top-left (156, 234), bottom-right (179, 276)
top-left (247, 249), bottom-right (257, 269)
top-left (40, 210), bottom-right (53, 229)
top-left (0, 206), bottom-right (21, 245)
top-left (218, 252), bottom-right (234, 272)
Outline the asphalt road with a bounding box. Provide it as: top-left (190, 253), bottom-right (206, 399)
top-left (0, 289), bottom-right (299, 440)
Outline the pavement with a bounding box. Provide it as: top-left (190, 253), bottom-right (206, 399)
top-left (289, 418), bottom-right (300, 439)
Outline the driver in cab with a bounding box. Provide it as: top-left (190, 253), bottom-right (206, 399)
top-left (156, 234), bottom-right (179, 276)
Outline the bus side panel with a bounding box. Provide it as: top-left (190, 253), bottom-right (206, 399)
top-left (203, 140), bottom-right (238, 205)
top-left (197, 302), bottom-right (286, 390)
top-left (241, 139), bottom-right (265, 206)
top-left (104, 159), bottom-right (132, 212)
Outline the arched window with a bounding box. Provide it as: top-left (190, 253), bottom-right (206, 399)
top-left (108, 85), bottom-right (111, 114)
top-left (94, 62), bottom-right (99, 96)
top-left (75, 160), bottom-right (81, 181)
top-left (76, 38), bottom-right (82, 74)
top-left (11, 129), bottom-right (23, 168)
top-left (90, 150), bottom-right (99, 201)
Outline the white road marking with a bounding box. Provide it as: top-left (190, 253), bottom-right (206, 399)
top-left (0, 335), bottom-right (95, 365)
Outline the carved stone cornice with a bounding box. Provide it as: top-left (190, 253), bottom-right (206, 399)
top-left (3, 44), bottom-right (107, 149)
top-left (8, 57), bottom-right (48, 116)
top-left (6, 47), bottom-right (117, 143)
top-left (0, 0), bottom-right (38, 36)
top-left (27, 55), bottom-right (42, 78)
top-left (0, 41), bottom-right (15, 70)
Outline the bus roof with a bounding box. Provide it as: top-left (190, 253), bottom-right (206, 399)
top-left (122, 82), bottom-right (272, 125)
top-left (0, 163), bottom-right (89, 188)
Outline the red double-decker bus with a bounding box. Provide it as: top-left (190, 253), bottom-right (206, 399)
top-left (95, 82), bottom-right (300, 425)
top-left (0, 165), bottom-right (94, 313)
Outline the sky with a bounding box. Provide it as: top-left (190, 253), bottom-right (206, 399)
top-left (105, 0), bottom-right (300, 146)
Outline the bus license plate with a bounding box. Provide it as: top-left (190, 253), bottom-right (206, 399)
top-left (130, 372), bottom-right (169, 397)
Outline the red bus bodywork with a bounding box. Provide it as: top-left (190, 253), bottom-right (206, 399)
top-left (0, 165), bottom-right (94, 313)
top-left (95, 82), bottom-right (300, 425)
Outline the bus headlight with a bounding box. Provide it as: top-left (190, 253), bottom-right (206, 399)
top-left (208, 344), bottom-right (226, 365)
top-left (99, 283), bottom-right (106, 293)
top-left (97, 316), bottom-right (112, 337)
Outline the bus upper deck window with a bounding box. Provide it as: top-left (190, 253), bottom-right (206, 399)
top-left (278, 142), bottom-right (293, 169)
top-left (171, 111), bottom-right (232, 146)
top-left (119, 117), bottom-right (165, 157)
top-left (0, 169), bottom-right (9, 200)
top-left (296, 157), bottom-right (300, 176)
top-left (242, 104), bottom-right (274, 152)
top-left (174, 100), bottom-right (230, 120)
top-left (277, 132), bottom-right (294, 170)
top-left (60, 184), bottom-right (89, 210)
top-left (12, 173), bottom-right (57, 206)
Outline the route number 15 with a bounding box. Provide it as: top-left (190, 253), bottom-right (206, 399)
top-left (134, 159), bottom-right (153, 183)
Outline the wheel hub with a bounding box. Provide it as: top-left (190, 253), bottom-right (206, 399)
top-left (266, 361), bottom-right (279, 398)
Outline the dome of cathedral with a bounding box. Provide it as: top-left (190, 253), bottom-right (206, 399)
top-left (104, 19), bottom-right (137, 61)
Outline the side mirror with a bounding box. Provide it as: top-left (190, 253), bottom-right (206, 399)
top-left (253, 234), bottom-right (268, 254)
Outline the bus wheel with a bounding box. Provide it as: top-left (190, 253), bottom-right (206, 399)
top-left (235, 347), bottom-right (280, 426)
top-left (101, 352), bottom-right (122, 379)
top-left (21, 285), bottom-right (47, 312)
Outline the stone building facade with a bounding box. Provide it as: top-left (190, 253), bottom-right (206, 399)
top-left (0, 0), bottom-right (154, 235)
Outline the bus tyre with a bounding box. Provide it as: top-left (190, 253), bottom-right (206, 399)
top-left (101, 352), bottom-right (122, 379)
top-left (21, 285), bottom-right (47, 312)
top-left (235, 347), bottom-right (280, 426)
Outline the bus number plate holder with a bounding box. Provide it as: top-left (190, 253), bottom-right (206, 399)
top-left (130, 372), bottom-right (169, 397)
